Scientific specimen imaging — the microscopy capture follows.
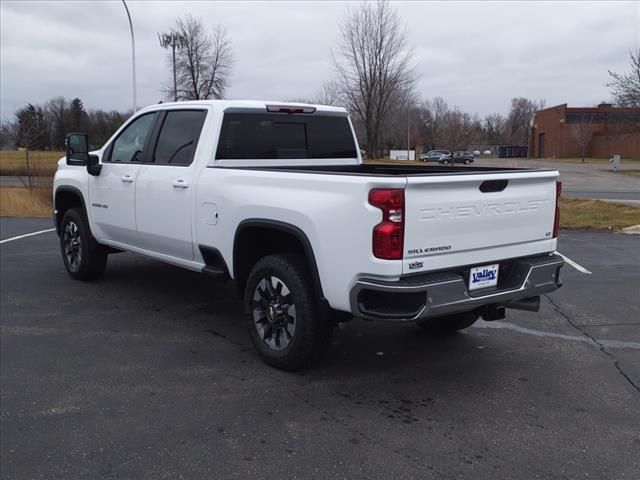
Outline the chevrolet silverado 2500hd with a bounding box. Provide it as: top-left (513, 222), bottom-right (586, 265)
top-left (54, 100), bottom-right (563, 370)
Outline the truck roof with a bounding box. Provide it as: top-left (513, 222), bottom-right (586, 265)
top-left (137, 99), bottom-right (347, 115)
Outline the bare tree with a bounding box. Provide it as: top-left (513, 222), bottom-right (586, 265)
top-left (15, 104), bottom-right (49, 191)
top-left (607, 49), bottom-right (640, 107)
top-left (332, 0), bottom-right (416, 158)
top-left (314, 80), bottom-right (341, 106)
top-left (505, 97), bottom-right (545, 145)
top-left (45, 96), bottom-right (69, 150)
top-left (437, 108), bottom-right (483, 151)
top-left (484, 113), bottom-right (507, 145)
top-left (417, 97), bottom-right (449, 149)
top-left (288, 81), bottom-right (342, 106)
top-left (569, 114), bottom-right (595, 162)
top-left (0, 120), bottom-right (17, 149)
top-left (170, 15), bottom-right (233, 101)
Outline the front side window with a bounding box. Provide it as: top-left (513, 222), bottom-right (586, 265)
top-left (216, 113), bottom-right (358, 160)
top-left (108, 113), bottom-right (157, 163)
top-left (153, 110), bottom-right (207, 166)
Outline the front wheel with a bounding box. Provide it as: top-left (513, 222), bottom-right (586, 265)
top-left (244, 254), bottom-right (330, 370)
top-left (59, 208), bottom-right (108, 280)
top-left (464, 159), bottom-right (471, 165)
top-left (416, 312), bottom-right (479, 335)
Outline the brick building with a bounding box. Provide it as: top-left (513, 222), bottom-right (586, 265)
top-left (529, 103), bottom-right (640, 159)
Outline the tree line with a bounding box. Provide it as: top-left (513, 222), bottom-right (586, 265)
top-left (0, 97), bottom-right (128, 151)
top-left (1, 0), bottom-right (637, 156)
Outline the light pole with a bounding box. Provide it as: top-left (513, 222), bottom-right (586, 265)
top-left (407, 104), bottom-right (411, 161)
top-left (122, 0), bottom-right (137, 112)
top-left (158, 31), bottom-right (187, 102)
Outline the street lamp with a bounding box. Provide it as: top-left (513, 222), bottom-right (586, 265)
top-left (158, 31), bottom-right (187, 102)
top-left (407, 106), bottom-right (411, 161)
top-left (121, 0), bottom-right (137, 112)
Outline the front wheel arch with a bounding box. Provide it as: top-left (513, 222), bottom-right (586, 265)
top-left (54, 187), bottom-right (86, 235)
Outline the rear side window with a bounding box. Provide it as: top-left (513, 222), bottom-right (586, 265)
top-left (216, 113), bottom-right (357, 159)
top-left (153, 110), bottom-right (206, 166)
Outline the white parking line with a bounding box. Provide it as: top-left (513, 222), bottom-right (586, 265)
top-left (556, 251), bottom-right (592, 275)
top-left (0, 228), bottom-right (55, 245)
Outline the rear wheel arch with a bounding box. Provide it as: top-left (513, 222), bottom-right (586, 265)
top-left (233, 220), bottom-right (324, 302)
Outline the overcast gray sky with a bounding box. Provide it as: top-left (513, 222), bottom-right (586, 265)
top-left (1, 0), bottom-right (639, 120)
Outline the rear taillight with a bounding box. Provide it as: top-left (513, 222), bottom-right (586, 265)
top-left (369, 189), bottom-right (405, 260)
top-left (553, 181), bottom-right (562, 238)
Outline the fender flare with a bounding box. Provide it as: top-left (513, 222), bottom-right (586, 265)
top-left (234, 219), bottom-right (325, 301)
top-left (53, 186), bottom-right (87, 235)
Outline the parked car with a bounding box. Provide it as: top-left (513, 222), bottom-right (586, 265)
top-left (420, 149), bottom-right (451, 162)
top-left (54, 100), bottom-right (563, 370)
top-left (442, 151), bottom-right (475, 165)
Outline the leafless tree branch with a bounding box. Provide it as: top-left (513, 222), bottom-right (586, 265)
top-left (607, 49), bottom-right (640, 107)
top-left (169, 15), bottom-right (234, 101)
top-left (332, 0), bottom-right (416, 158)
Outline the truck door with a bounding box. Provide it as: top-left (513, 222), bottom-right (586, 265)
top-left (89, 112), bottom-right (158, 246)
top-left (135, 109), bottom-right (207, 260)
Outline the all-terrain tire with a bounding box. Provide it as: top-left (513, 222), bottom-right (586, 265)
top-left (59, 208), bottom-right (108, 280)
top-left (244, 254), bottom-right (330, 371)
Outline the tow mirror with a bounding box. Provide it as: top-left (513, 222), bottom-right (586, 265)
top-left (65, 133), bottom-right (89, 165)
top-left (66, 133), bottom-right (101, 176)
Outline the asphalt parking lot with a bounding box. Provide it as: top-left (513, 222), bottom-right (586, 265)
top-left (1, 218), bottom-right (639, 479)
top-left (473, 158), bottom-right (640, 205)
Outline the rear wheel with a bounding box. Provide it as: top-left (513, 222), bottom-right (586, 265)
top-left (464, 159), bottom-right (471, 165)
top-left (416, 312), bottom-right (479, 335)
top-left (244, 254), bottom-right (330, 370)
top-left (59, 208), bottom-right (108, 280)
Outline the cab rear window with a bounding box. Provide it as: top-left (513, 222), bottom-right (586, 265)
top-left (216, 113), bottom-right (357, 159)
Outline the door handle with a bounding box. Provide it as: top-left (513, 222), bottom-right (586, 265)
top-left (172, 179), bottom-right (189, 189)
top-left (121, 175), bottom-right (134, 183)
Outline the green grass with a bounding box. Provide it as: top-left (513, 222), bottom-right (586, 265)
top-left (0, 150), bottom-right (62, 176)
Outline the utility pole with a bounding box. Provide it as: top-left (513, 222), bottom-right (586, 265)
top-left (121, 0), bottom-right (137, 112)
top-left (158, 31), bottom-right (187, 102)
top-left (407, 105), bottom-right (411, 161)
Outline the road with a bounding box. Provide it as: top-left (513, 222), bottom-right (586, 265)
top-left (474, 158), bottom-right (640, 204)
top-left (1, 218), bottom-right (639, 479)
top-left (0, 176), bottom-right (51, 187)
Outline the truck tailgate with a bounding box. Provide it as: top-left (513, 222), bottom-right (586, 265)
top-left (403, 170), bottom-right (559, 274)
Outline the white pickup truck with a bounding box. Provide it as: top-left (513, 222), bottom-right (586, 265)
top-left (54, 100), bottom-right (563, 370)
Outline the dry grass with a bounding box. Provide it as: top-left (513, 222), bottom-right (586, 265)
top-left (560, 198), bottom-right (640, 230)
top-left (0, 186), bottom-right (53, 218)
top-left (611, 169), bottom-right (640, 177)
top-left (0, 150), bottom-right (62, 176)
top-left (540, 157), bottom-right (640, 164)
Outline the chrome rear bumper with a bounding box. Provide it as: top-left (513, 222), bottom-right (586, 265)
top-left (350, 254), bottom-right (563, 321)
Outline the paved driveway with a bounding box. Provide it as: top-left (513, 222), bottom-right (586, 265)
top-left (1, 219), bottom-right (639, 479)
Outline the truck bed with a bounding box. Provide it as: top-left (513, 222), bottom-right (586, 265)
top-left (220, 163), bottom-right (549, 177)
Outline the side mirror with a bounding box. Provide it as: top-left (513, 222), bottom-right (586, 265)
top-left (65, 133), bottom-right (89, 165)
